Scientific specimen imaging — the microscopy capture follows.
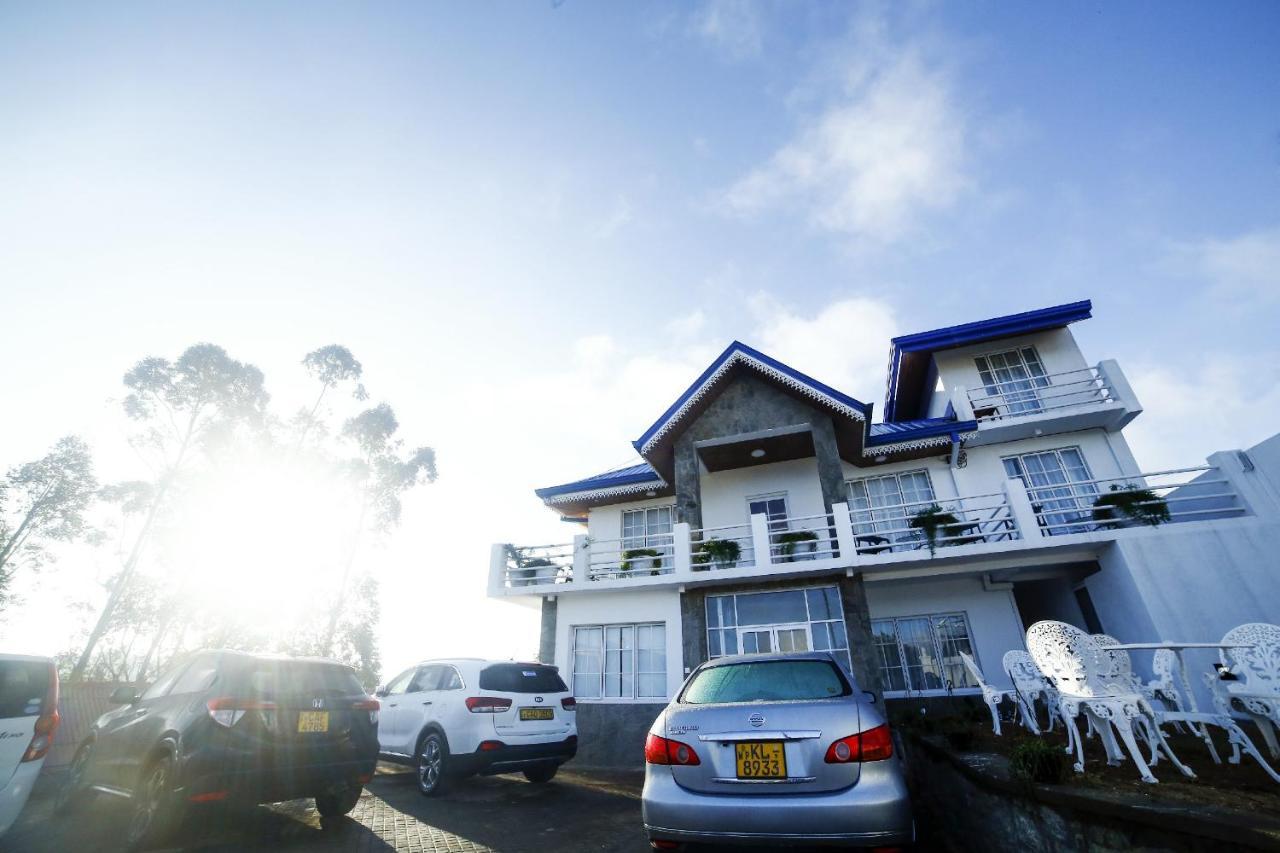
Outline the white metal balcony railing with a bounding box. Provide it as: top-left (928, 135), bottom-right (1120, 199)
top-left (847, 492), bottom-right (1019, 555)
top-left (1024, 466), bottom-right (1248, 537)
top-left (967, 365), bottom-right (1113, 422)
top-left (494, 464), bottom-right (1252, 591)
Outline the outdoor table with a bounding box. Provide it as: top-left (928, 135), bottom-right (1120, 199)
top-left (1101, 641), bottom-right (1256, 762)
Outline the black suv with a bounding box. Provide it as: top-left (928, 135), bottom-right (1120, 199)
top-left (59, 650), bottom-right (380, 849)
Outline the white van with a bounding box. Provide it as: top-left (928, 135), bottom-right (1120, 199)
top-left (0, 655), bottom-right (60, 836)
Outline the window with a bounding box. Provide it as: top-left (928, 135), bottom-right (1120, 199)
top-left (141, 659), bottom-right (191, 701)
top-left (383, 668), bottom-right (416, 696)
top-left (438, 666), bottom-right (463, 690)
top-left (706, 586), bottom-right (851, 673)
top-left (0, 661), bottom-right (52, 719)
top-left (747, 494), bottom-right (790, 534)
top-left (170, 655), bottom-right (219, 695)
top-left (871, 612), bottom-right (977, 695)
top-left (1003, 447), bottom-right (1098, 535)
top-left (681, 659), bottom-right (850, 705)
top-left (409, 665), bottom-right (443, 693)
top-left (847, 470), bottom-right (935, 552)
top-left (478, 664), bottom-right (568, 693)
top-left (622, 506), bottom-right (674, 570)
top-left (571, 623), bottom-right (665, 700)
top-left (975, 346), bottom-right (1049, 415)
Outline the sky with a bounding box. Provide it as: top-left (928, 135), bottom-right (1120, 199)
top-left (1, 1), bottom-right (1278, 677)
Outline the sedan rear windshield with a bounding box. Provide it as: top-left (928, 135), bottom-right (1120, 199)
top-left (479, 664), bottom-right (567, 694)
top-left (228, 662), bottom-right (365, 698)
top-left (0, 661), bottom-right (50, 719)
top-left (681, 660), bottom-right (850, 705)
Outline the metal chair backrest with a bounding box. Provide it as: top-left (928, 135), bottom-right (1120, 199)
top-left (1027, 621), bottom-right (1116, 699)
top-left (1221, 623), bottom-right (1280, 697)
top-left (1003, 649), bottom-right (1049, 692)
top-left (959, 651), bottom-right (989, 691)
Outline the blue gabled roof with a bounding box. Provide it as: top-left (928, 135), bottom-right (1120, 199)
top-left (535, 461), bottom-right (662, 500)
top-left (633, 340), bottom-right (871, 454)
top-left (867, 415), bottom-right (977, 446)
top-left (885, 299), bottom-right (1092, 421)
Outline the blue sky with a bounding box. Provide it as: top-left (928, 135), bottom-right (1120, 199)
top-left (2, 1), bottom-right (1278, 668)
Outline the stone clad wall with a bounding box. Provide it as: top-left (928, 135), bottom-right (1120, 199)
top-left (573, 702), bottom-right (664, 769)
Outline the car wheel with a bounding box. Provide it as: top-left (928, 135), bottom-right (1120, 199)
top-left (523, 764), bottom-right (557, 784)
top-left (127, 754), bottom-right (183, 851)
top-left (55, 742), bottom-right (96, 812)
top-left (315, 784), bottom-right (362, 818)
top-left (416, 732), bottom-right (448, 796)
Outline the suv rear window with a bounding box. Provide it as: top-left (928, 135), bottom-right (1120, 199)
top-left (681, 660), bottom-right (850, 705)
top-left (228, 661), bottom-right (365, 698)
top-left (479, 664), bottom-right (567, 694)
top-left (0, 661), bottom-right (50, 719)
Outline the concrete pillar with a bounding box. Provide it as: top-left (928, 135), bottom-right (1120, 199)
top-left (571, 534), bottom-right (590, 586)
top-left (488, 543), bottom-right (508, 595)
top-left (750, 513), bottom-right (773, 568)
top-left (831, 501), bottom-right (860, 566)
top-left (950, 384), bottom-right (976, 422)
top-left (673, 434), bottom-right (703, 528)
top-left (810, 417), bottom-right (849, 512)
top-left (672, 522), bottom-right (693, 580)
top-left (538, 596), bottom-right (558, 665)
top-left (840, 573), bottom-right (883, 697)
top-left (1003, 478), bottom-right (1041, 541)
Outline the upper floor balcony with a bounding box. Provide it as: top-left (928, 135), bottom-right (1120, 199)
top-left (490, 453), bottom-right (1259, 597)
top-left (948, 358), bottom-right (1142, 447)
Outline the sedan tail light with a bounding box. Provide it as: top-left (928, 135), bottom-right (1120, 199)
top-left (353, 697), bottom-right (380, 724)
top-left (644, 733), bottom-right (700, 766)
top-left (465, 696), bottom-right (512, 713)
top-left (824, 724), bottom-right (893, 763)
top-left (561, 697), bottom-right (576, 711)
top-left (21, 662), bottom-right (60, 763)
top-left (206, 697), bottom-right (278, 728)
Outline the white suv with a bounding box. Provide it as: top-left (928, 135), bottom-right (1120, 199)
top-left (375, 659), bottom-right (576, 795)
top-left (0, 655), bottom-right (60, 836)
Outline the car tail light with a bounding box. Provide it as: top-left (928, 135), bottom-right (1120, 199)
top-left (206, 697), bottom-right (278, 728)
top-left (561, 697), bottom-right (576, 711)
top-left (478, 740), bottom-right (505, 752)
top-left (21, 662), bottom-right (60, 763)
top-left (465, 696), bottom-right (512, 713)
top-left (824, 724), bottom-right (893, 763)
top-left (644, 733), bottom-right (700, 766)
top-left (353, 697), bottom-right (380, 724)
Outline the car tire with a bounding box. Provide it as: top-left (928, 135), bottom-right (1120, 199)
top-left (523, 764), bottom-right (558, 784)
top-left (415, 732), bottom-right (449, 797)
top-left (315, 784), bottom-right (362, 818)
top-left (55, 741), bottom-right (96, 813)
top-left (127, 753), bottom-right (183, 851)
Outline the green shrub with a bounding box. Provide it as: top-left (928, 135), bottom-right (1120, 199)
top-left (1009, 739), bottom-right (1068, 784)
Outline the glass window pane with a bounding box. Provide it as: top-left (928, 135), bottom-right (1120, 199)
top-left (720, 629), bottom-right (738, 656)
top-left (932, 615), bottom-right (975, 689)
top-left (736, 589), bottom-right (808, 626)
top-left (805, 587), bottom-right (841, 621)
top-left (895, 617), bottom-right (943, 692)
top-left (871, 620), bottom-right (907, 692)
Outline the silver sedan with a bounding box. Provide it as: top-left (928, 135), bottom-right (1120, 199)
top-left (642, 652), bottom-right (914, 849)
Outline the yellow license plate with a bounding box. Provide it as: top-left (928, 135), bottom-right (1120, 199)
top-left (735, 741), bottom-right (787, 779)
top-left (519, 707), bottom-right (554, 721)
top-left (297, 711), bottom-right (329, 733)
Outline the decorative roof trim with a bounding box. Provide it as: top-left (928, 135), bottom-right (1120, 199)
top-left (635, 343), bottom-right (868, 457)
top-left (540, 476), bottom-right (669, 507)
top-left (860, 430), bottom-right (978, 457)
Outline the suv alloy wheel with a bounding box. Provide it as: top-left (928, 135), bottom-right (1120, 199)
top-left (127, 754), bottom-right (182, 850)
top-left (417, 732), bottom-right (448, 796)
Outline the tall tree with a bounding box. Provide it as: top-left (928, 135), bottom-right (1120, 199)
top-left (322, 403), bottom-right (436, 654)
top-left (0, 436), bottom-right (98, 609)
top-left (69, 344), bottom-right (268, 680)
top-left (294, 345), bottom-right (367, 450)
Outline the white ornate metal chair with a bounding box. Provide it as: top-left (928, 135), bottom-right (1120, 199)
top-left (1144, 649), bottom-right (1186, 711)
top-left (1219, 623), bottom-right (1280, 760)
top-left (959, 651), bottom-right (1016, 736)
top-left (1027, 621), bottom-right (1193, 783)
top-left (1002, 650), bottom-right (1059, 736)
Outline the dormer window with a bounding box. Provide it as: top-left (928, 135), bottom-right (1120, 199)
top-left (974, 346), bottom-right (1050, 416)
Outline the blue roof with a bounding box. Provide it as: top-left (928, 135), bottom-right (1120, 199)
top-left (633, 340), bottom-right (871, 454)
top-left (884, 299), bottom-right (1092, 421)
top-left (535, 461), bottom-right (662, 500)
top-left (867, 415), bottom-right (977, 446)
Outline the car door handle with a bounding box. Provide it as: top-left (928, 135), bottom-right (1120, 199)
top-left (387, 702), bottom-right (398, 707)
top-left (422, 701), bottom-right (432, 706)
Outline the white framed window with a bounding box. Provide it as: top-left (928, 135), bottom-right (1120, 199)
top-left (872, 612), bottom-right (976, 695)
top-left (621, 506), bottom-right (675, 569)
top-left (571, 623), bottom-right (666, 701)
top-left (706, 585), bottom-right (850, 673)
top-left (1002, 447), bottom-right (1098, 535)
top-left (746, 492), bottom-right (790, 534)
top-left (847, 470), bottom-right (935, 552)
top-left (975, 346), bottom-right (1050, 415)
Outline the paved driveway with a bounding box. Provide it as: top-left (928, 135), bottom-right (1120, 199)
top-left (5, 765), bottom-right (651, 852)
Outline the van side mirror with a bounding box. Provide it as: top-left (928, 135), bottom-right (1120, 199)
top-left (374, 685), bottom-right (389, 698)
top-left (863, 690), bottom-right (878, 705)
top-left (110, 686), bottom-right (140, 705)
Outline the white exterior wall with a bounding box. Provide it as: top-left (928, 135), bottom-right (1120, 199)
top-left (586, 494), bottom-right (677, 543)
top-left (866, 576), bottom-right (1026, 691)
top-left (930, 328), bottom-right (1091, 415)
top-left (700, 457), bottom-right (826, 529)
top-left (553, 588), bottom-right (685, 703)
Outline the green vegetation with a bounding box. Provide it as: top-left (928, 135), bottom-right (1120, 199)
top-left (1092, 484), bottom-right (1171, 528)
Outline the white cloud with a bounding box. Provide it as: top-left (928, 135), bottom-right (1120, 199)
top-left (722, 30), bottom-right (971, 244)
top-left (593, 194), bottom-right (634, 239)
top-left (1173, 226), bottom-right (1280, 304)
top-left (666, 309), bottom-right (707, 339)
top-left (690, 0), bottom-right (763, 61)
top-left (1123, 356), bottom-right (1280, 471)
top-left (749, 294), bottom-right (899, 404)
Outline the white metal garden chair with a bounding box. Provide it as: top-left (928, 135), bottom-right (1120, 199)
top-left (1027, 621), bottom-right (1194, 783)
top-left (1002, 649), bottom-right (1059, 736)
top-left (1217, 623), bottom-right (1280, 761)
top-left (959, 651), bottom-right (1017, 736)
top-left (1144, 649), bottom-right (1187, 714)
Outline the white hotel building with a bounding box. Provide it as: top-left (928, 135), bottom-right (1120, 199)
top-left (488, 300), bottom-right (1280, 766)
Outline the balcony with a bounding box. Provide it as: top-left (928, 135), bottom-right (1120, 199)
top-left (490, 458), bottom-right (1255, 596)
top-left (951, 359), bottom-right (1142, 446)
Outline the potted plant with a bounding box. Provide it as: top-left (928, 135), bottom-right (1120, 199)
top-left (519, 557), bottom-right (558, 585)
top-left (1092, 484), bottom-right (1170, 528)
top-left (775, 530), bottom-right (819, 560)
top-left (696, 538), bottom-right (741, 570)
top-left (909, 504), bottom-right (961, 556)
top-left (621, 547), bottom-right (663, 575)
